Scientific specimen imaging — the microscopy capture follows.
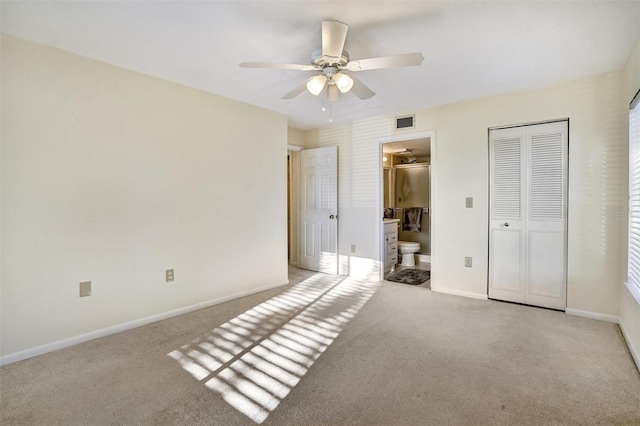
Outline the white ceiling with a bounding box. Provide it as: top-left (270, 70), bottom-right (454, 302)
top-left (2, 1), bottom-right (639, 130)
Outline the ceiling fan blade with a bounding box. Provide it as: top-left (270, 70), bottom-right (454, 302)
top-left (281, 77), bottom-right (316, 100)
top-left (240, 62), bottom-right (318, 71)
top-left (345, 52), bottom-right (424, 71)
top-left (322, 21), bottom-right (348, 59)
top-left (348, 74), bottom-right (375, 100)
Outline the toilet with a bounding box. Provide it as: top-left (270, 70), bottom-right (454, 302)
top-left (398, 241), bottom-right (421, 266)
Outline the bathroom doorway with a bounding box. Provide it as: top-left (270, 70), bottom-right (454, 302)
top-left (380, 132), bottom-right (435, 285)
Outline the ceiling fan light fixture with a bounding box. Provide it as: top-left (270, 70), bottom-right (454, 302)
top-left (242, 21), bottom-right (423, 102)
top-left (327, 84), bottom-right (341, 101)
top-left (306, 75), bottom-right (327, 96)
top-left (334, 72), bottom-right (354, 93)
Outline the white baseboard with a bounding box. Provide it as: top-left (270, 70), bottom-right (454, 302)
top-left (0, 281), bottom-right (288, 366)
top-left (565, 308), bottom-right (639, 371)
top-left (565, 308), bottom-right (619, 324)
top-left (431, 285), bottom-right (488, 301)
top-left (618, 319), bottom-right (640, 372)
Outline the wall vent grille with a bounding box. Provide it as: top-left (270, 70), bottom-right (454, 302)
top-left (395, 115), bottom-right (415, 130)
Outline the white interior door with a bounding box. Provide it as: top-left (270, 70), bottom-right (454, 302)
top-left (489, 121), bottom-right (568, 310)
top-left (299, 146), bottom-right (338, 274)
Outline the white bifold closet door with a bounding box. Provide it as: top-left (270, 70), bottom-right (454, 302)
top-left (489, 121), bottom-right (568, 310)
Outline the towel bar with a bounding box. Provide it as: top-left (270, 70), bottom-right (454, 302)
top-left (394, 207), bottom-right (429, 213)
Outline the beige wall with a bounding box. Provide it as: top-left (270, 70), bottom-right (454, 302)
top-left (620, 35), bottom-right (640, 368)
top-left (287, 128), bottom-right (305, 148)
top-left (306, 117), bottom-right (396, 279)
top-left (427, 73), bottom-right (624, 314)
top-left (1, 34), bottom-right (289, 361)
top-left (306, 71), bottom-right (626, 314)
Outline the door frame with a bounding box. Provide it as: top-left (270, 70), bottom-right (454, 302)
top-left (378, 130), bottom-right (437, 285)
top-left (287, 145), bottom-right (302, 267)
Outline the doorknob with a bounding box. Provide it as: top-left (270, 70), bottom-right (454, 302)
top-left (504, 222), bottom-right (509, 227)
top-left (329, 214), bottom-right (335, 220)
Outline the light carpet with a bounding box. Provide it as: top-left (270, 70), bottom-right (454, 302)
top-left (2, 266), bottom-right (639, 425)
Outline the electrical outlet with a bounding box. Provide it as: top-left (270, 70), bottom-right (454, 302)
top-left (166, 269), bottom-right (174, 282)
top-left (351, 244), bottom-right (357, 254)
top-left (79, 281), bottom-right (92, 297)
top-left (465, 257), bottom-right (472, 268)
top-left (466, 197), bottom-right (473, 208)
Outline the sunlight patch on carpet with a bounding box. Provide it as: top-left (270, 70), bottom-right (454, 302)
top-left (168, 273), bottom-right (378, 424)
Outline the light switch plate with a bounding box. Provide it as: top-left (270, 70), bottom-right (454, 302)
top-left (79, 281), bottom-right (92, 297)
top-left (466, 197), bottom-right (473, 208)
top-left (166, 269), bottom-right (174, 282)
top-left (465, 257), bottom-right (472, 268)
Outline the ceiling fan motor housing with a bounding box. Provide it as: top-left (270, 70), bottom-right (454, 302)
top-left (310, 49), bottom-right (350, 69)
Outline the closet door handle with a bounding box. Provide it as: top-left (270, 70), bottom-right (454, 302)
top-left (504, 222), bottom-right (510, 227)
top-left (329, 214), bottom-right (335, 220)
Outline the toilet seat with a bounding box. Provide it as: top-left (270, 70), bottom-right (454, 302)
top-left (398, 241), bottom-right (420, 251)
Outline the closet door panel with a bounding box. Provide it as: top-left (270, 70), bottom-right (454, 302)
top-left (528, 126), bottom-right (566, 222)
top-left (489, 229), bottom-right (524, 302)
top-left (489, 128), bottom-right (526, 303)
top-left (527, 231), bottom-right (565, 297)
top-left (525, 121), bottom-right (567, 309)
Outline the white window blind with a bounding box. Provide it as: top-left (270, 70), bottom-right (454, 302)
top-left (628, 89), bottom-right (640, 302)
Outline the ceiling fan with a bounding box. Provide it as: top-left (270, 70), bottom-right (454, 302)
top-left (240, 21), bottom-right (424, 101)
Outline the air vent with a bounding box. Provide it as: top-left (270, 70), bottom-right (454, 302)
top-left (395, 115), bottom-right (415, 130)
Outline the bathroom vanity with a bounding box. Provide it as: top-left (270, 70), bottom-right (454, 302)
top-left (383, 219), bottom-right (399, 272)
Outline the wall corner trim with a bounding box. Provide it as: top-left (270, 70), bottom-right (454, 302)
top-left (563, 309), bottom-right (639, 371)
top-left (0, 281), bottom-right (288, 366)
top-left (565, 308), bottom-right (619, 324)
top-left (618, 318), bottom-right (640, 372)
